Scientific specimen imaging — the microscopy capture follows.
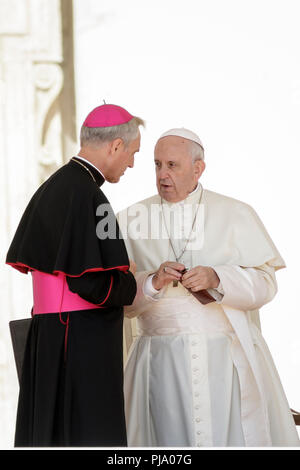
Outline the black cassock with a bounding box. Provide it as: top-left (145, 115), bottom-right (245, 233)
top-left (6, 157), bottom-right (137, 447)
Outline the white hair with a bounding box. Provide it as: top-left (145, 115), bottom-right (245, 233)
top-left (188, 140), bottom-right (205, 162)
top-left (80, 116), bottom-right (145, 148)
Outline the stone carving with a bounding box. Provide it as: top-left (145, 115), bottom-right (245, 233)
top-left (0, 0), bottom-right (76, 447)
top-left (34, 62), bottom-right (64, 183)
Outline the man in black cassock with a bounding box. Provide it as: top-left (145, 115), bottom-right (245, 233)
top-left (6, 103), bottom-right (144, 447)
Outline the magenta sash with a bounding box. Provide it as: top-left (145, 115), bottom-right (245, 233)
top-left (32, 271), bottom-right (100, 315)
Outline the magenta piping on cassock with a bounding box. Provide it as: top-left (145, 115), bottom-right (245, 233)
top-left (6, 261), bottom-right (129, 275)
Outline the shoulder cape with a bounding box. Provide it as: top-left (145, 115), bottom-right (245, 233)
top-left (6, 159), bottom-right (129, 276)
top-left (117, 188), bottom-right (285, 272)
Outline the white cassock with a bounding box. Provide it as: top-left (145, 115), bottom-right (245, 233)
top-left (117, 184), bottom-right (299, 447)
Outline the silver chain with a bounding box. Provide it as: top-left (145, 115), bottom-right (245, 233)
top-left (160, 185), bottom-right (203, 263)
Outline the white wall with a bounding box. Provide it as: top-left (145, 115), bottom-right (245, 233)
top-left (74, 0), bottom-right (300, 415)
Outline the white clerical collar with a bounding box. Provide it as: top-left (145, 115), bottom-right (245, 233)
top-left (76, 155), bottom-right (106, 181)
top-left (189, 182), bottom-right (200, 196)
top-left (180, 182), bottom-right (202, 206)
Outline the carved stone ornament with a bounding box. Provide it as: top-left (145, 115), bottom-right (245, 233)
top-left (34, 62), bottom-right (64, 182)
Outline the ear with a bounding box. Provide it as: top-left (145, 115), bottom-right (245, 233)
top-left (109, 138), bottom-right (124, 156)
top-left (194, 159), bottom-right (205, 178)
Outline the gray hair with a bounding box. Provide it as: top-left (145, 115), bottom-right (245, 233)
top-left (188, 140), bottom-right (205, 162)
top-left (80, 116), bottom-right (145, 148)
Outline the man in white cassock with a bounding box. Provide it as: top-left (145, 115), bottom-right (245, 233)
top-left (117, 128), bottom-right (299, 447)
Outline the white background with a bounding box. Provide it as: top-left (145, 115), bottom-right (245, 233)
top-left (74, 0), bottom-right (300, 416)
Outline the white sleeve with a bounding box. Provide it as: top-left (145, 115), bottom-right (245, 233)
top-left (207, 282), bottom-right (224, 302)
top-left (212, 263), bottom-right (278, 310)
top-left (144, 274), bottom-right (161, 298)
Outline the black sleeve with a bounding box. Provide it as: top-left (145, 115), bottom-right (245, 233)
top-left (66, 269), bottom-right (137, 308)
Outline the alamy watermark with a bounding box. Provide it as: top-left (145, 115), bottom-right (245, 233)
top-left (96, 202), bottom-right (205, 251)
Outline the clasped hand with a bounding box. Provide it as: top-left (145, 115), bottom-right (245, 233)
top-left (152, 262), bottom-right (220, 291)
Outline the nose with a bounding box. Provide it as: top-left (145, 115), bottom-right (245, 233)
top-left (157, 166), bottom-right (169, 180)
top-left (128, 155), bottom-right (134, 168)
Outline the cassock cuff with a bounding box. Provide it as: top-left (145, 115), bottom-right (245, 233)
top-left (206, 270), bottom-right (225, 303)
top-left (143, 273), bottom-right (163, 299)
top-left (207, 285), bottom-right (224, 303)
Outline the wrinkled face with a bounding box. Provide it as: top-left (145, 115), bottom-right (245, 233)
top-left (154, 136), bottom-right (205, 202)
top-left (106, 132), bottom-right (141, 183)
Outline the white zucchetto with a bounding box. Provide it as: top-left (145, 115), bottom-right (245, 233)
top-left (158, 127), bottom-right (204, 151)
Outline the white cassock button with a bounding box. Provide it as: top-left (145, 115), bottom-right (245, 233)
top-left (193, 367), bottom-right (198, 372)
top-left (195, 392), bottom-right (199, 397)
top-left (191, 341), bottom-right (197, 346)
top-left (196, 418), bottom-right (201, 423)
top-left (195, 405), bottom-right (200, 410)
top-left (197, 430), bottom-right (202, 435)
top-left (192, 354), bottom-right (197, 359)
top-left (193, 380), bottom-right (198, 385)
